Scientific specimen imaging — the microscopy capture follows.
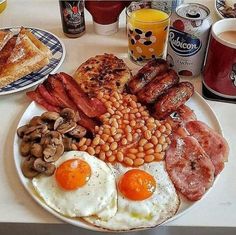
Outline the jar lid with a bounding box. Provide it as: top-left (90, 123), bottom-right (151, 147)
top-left (93, 21), bottom-right (119, 36)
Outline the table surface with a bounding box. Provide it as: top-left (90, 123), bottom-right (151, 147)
top-left (0, 0), bottom-right (235, 230)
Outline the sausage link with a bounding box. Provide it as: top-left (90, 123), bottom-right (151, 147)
top-left (128, 59), bottom-right (168, 94)
top-left (153, 82), bottom-right (194, 120)
top-left (137, 69), bottom-right (179, 104)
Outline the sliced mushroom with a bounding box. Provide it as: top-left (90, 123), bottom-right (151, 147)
top-left (22, 157), bottom-right (39, 178)
top-left (17, 125), bottom-right (29, 138)
top-left (68, 125), bottom-right (87, 139)
top-left (57, 121), bottom-right (77, 134)
top-left (40, 131), bottom-right (62, 146)
top-left (30, 143), bottom-right (43, 158)
top-left (43, 143), bottom-right (64, 162)
top-left (20, 141), bottom-right (31, 156)
top-left (29, 116), bottom-right (44, 126)
top-left (60, 108), bottom-right (76, 120)
top-left (33, 158), bottom-right (55, 176)
top-left (54, 117), bottom-right (64, 130)
top-left (24, 124), bottom-right (48, 135)
top-left (41, 111), bottom-right (60, 121)
top-left (62, 137), bottom-right (73, 151)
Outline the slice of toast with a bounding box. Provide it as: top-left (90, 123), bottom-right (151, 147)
top-left (20, 27), bottom-right (52, 59)
top-left (0, 30), bottom-right (14, 51)
top-left (0, 36), bottom-right (17, 67)
top-left (0, 27), bottom-right (52, 88)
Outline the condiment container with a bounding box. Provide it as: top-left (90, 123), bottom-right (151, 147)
top-left (85, 1), bottom-right (125, 35)
top-left (59, 0), bottom-right (86, 38)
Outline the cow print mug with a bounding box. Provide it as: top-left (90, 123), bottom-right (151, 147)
top-left (203, 18), bottom-right (236, 98)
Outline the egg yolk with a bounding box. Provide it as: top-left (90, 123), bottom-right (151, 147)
top-left (55, 159), bottom-right (91, 190)
top-left (118, 169), bottom-right (156, 201)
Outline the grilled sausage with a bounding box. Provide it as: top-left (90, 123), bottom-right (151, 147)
top-left (153, 82), bottom-right (194, 120)
top-left (138, 69), bottom-right (179, 104)
top-left (128, 59), bottom-right (168, 94)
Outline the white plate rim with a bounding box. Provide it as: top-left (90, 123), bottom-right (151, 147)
top-left (0, 26), bottom-right (66, 96)
top-left (215, 0), bottom-right (228, 19)
top-left (13, 91), bottom-right (224, 232)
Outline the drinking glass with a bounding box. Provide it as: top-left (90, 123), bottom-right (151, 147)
top-left (126, 1), bottom-right (171, 65)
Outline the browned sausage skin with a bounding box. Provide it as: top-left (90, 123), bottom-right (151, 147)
top-left (137, 69), bottom-right (179, 104)
top-left (153, 82), bottom-right (194, 120)
top-left (128, 59), bottom-right (168, 94)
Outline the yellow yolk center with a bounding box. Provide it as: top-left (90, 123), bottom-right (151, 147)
top-left (55, 159), bottom-right (91, 190)
top-left (118, 169), bottom-right (156, 201)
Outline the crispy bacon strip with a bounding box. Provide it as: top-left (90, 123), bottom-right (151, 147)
top-left (26, 90), bottom-right (60, 112)
top-left (37, 84), bottom-right (62, 107)
top-left (58, 72), bottom-right (107, 118)
top-left (44, 75), bottom-right (77, 110)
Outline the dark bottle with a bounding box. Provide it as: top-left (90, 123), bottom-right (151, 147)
top-left (59, 0), bottom-right (86, 38)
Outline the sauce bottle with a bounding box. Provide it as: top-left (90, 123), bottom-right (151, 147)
top-left (0, 0), bottom-right (7, 13)
top-left (85, 1), bottom-right (125, 35)
top-left (59, 0), bottom-right (86, 38)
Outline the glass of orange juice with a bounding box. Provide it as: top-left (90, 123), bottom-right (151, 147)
top-left (126, 1), bottom-right (171, 65)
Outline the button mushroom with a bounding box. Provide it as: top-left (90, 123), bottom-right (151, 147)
top-left (29, 116), bottom-right (44, 126)
top-left (33, 158), bottom-right (56, 176)
top-left (68, 125), bottom-right (87, 139)
top-left (41, 111), bottom-right (60, 121)
top-left (57, 121), bottom-right (77, 134)
top-left (43, 143), bottom-right (64, 162)
top-left (30, 143), bottom-right (43, 158)
top-left (20, 141), bottom-right (31, 156)
top-left (17, 124), bottom-right (29, 138)
top-left (54, 117), bottom-right (64, 130)
top-left (40, 131), bottom-right (62, 146)
top-left (21, 157), bottom-right (39, 178)
top-left (60, 108), bottom-right (76, 120)
top-left (62, 137), bottom-right (73, 151)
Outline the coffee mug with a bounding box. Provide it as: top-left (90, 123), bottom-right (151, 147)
top-left (203, 19), bottom-right (236, 98)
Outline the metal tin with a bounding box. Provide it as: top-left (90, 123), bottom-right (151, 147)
top-left (167, 3), bottom-right (212, 77)
top-left (151, 0), bottom-right (184, 12)
top-left (59, 0), bottom-right (85, 38)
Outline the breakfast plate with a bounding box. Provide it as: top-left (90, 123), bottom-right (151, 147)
top-left (0, 27), bottom-right (65, 95)
top-left (215, 0), bottom-right (236, 18)
top-left (13, 91), bottom-right (223, 231)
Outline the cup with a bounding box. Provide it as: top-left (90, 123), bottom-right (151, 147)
top-left (203, 19), bottom-right (236, 98)
top-left (126, 1), bottom-right (171, 65)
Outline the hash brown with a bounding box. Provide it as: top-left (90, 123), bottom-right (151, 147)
top-left (73, 54), bottom-right (132, 96)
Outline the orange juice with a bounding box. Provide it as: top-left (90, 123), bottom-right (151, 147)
top-left (0, 0), bottom-right (7, 13)
top-left (127, 7), bottom-right (170, 64)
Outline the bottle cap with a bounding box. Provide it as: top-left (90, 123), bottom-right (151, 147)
top-left (93, 20), bottom-right (119, 36)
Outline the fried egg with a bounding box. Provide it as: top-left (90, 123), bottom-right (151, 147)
top-left (84, 161), bottom-right (180, 230)
top-left (32, 151), bottom-right (117, 219)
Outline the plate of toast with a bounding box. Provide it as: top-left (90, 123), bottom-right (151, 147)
top-left (0, 26), bottom-right (65, 95)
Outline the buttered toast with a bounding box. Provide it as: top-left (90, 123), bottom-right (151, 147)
top-left (0, 27), bottom-right (52, 88)
top-left (0, 30), bottom-right (14, 51)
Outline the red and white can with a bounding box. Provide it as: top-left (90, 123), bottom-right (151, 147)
top-left (167, 3), bottom-right (212, 77)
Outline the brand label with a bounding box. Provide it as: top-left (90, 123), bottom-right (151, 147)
top-left (169, 28), bottom-right (202, 57)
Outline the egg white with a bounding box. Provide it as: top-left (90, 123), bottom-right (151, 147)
top-left (32, 151), bottom-right (117, 219)
top-left (84, 161), bottom-right (180, 230)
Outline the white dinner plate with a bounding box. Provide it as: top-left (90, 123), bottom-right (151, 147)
top-left (13, 92), bottom-right (223, 232)
top-left (215, 0), bottom-right (235, 19)
top-left (0, 27), bottom-right (66, 95)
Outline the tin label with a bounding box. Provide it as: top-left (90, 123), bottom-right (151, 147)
top-left (169, 28), bottom-right (202, 57)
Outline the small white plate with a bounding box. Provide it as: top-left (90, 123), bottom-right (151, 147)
top-left (0, 27), bottom-right (66, 95)
top-left (215, 0), bottom-right (236, 19)
top-left (13, 91), bottom-right (224, 232)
